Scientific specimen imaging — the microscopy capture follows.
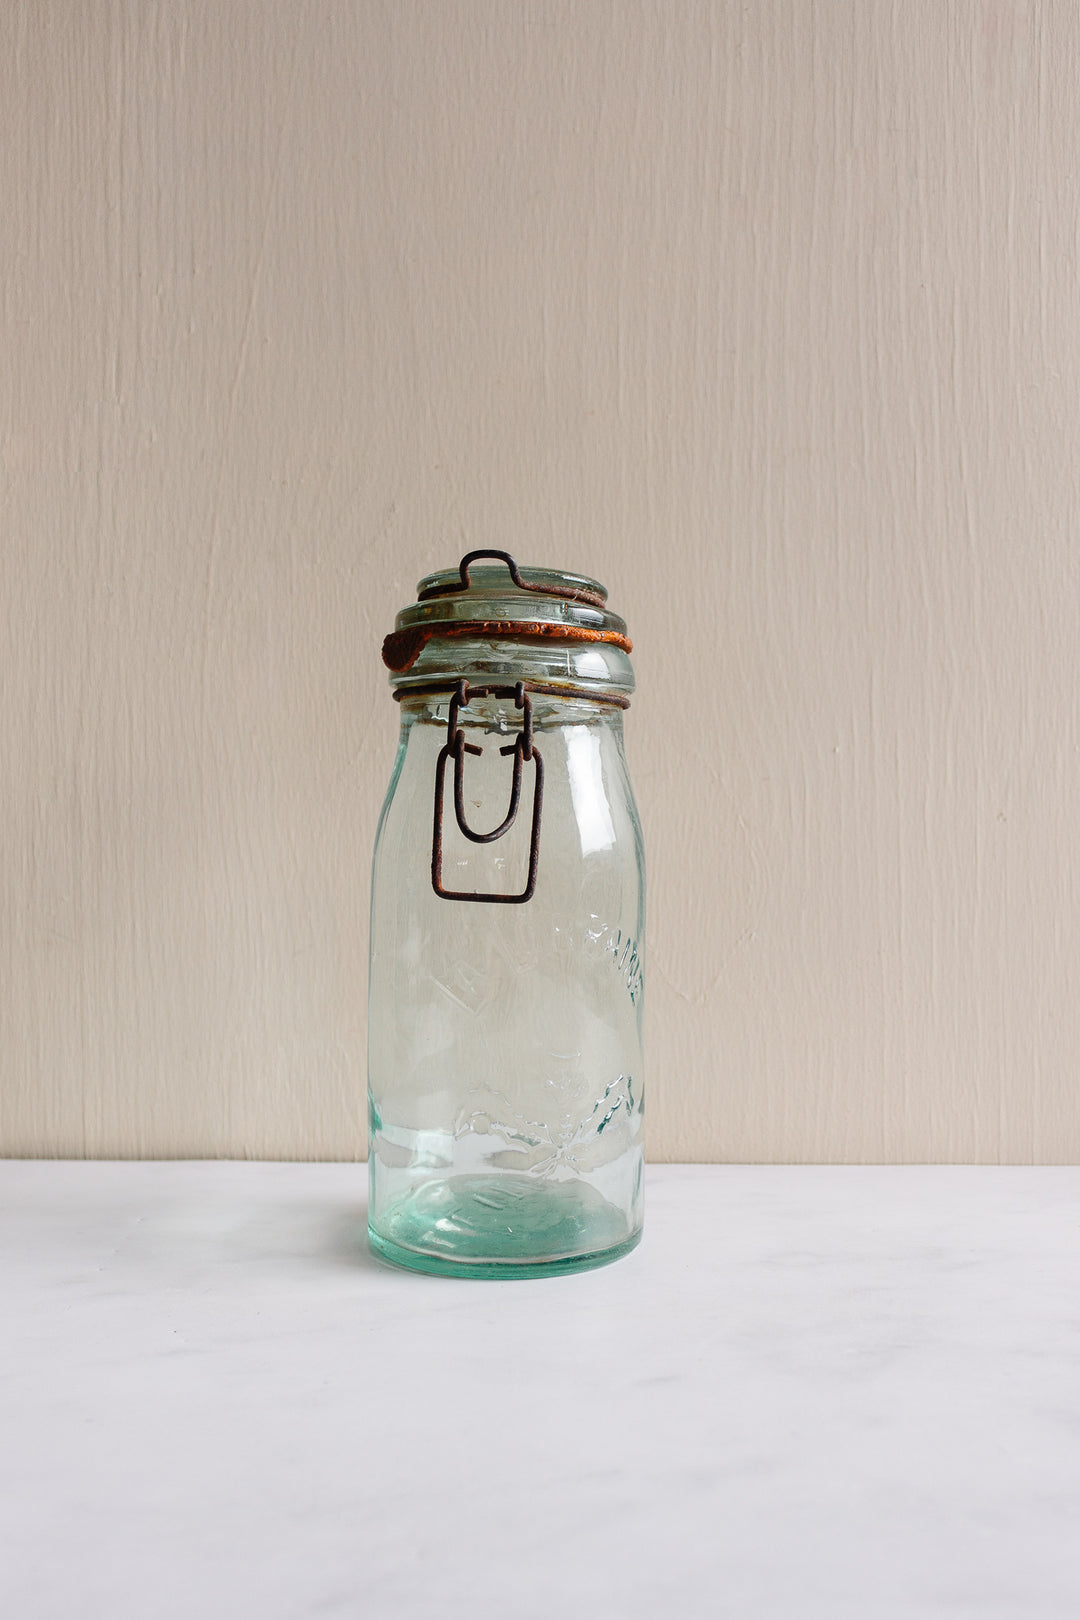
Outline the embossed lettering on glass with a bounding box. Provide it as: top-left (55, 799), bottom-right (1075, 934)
top-left (368, 552), bottom-right (645, 1277)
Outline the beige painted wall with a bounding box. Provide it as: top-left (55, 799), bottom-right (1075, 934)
top-left (2, 0), bottom-right (1078, 1162)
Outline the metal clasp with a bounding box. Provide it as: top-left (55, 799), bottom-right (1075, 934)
top-left (431, 680), bottom-right (544, 904)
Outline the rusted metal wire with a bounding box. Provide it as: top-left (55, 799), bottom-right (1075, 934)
top-left (391, 552), bottom-right (630, 902)
top-left (417, 549), bottom-right (607, 609)
top-left (431, 681), bottom-right (545, 904)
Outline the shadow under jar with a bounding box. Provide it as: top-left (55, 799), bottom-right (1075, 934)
top-left (368, 552), bottom-right (645, 1278)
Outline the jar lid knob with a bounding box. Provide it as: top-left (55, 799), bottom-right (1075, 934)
top-left (418, 550), bottom-right (607, 609)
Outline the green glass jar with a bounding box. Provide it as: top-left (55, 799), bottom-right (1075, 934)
top-left (367, 552), bottom-right (644, 1277)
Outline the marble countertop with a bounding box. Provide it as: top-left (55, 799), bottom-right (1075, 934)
top-left (2, 1162), bottom-right (1079, 1619)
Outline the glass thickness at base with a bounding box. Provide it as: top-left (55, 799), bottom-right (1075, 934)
top-left (369, 1225), bottom-right (641, 1279)
top-left (367, 1171), bottom-right (642, 1279)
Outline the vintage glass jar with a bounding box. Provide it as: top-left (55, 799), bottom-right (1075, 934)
top-left (367, 551), bottom-right (644, 1277)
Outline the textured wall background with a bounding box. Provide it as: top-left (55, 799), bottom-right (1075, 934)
top-left (2, 0), bottom-right (1079, 1162)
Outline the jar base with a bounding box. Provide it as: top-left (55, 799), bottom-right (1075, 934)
top-left (368, 1171), bottom-right (642, 1279)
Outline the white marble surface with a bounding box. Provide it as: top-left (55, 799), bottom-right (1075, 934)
top-left (2, 1163), bottom-right (1080, 1619)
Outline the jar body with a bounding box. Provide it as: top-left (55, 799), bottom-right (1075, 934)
top-left (367, 684), bottom-right (645, 1277)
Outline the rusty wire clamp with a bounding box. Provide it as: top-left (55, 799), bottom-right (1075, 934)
top-left (431, 679), bottom-right (544, 904)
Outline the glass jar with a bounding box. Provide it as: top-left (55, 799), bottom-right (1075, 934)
top-left (367, 551), bottom-right (644, 1277)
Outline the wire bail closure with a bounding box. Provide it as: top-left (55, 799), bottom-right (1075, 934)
top-left (431, 680), bottom-right (545, 904)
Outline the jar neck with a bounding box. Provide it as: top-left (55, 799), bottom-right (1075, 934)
top-left (395, 683), bottom-right (625, 733)
top-left (388, 631), bottom-right (634, 710)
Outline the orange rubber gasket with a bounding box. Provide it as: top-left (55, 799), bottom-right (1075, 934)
top-left (382, 619), bottom-right (633, 673)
